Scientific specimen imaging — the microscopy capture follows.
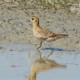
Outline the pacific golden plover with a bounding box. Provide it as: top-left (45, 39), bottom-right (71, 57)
top-left (30, 16), bottom-right (68, 49)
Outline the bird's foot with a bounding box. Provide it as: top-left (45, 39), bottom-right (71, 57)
top-left (37, 41), bottom-right (42, 49)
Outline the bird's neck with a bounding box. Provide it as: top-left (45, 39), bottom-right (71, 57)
top-left (33, 22), bottom-right (39, 27)
top-left (28, 72), bottom-right (36, 80)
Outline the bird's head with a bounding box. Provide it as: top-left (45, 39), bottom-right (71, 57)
top-left (30, 16), bottom-right (39, 25)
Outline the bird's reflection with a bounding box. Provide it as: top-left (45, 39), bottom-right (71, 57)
top-left (27, 49), bottom-right (53, 65)
top-left (27, 58), bottom-right (66, 80)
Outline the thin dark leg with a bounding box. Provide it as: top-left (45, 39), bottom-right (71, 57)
top-left (47, 49), bottom-right (53, 58)
top-left (47, 44), bottom-right (54, 58)
top-left (37, 41), bottom-right (43, 49)
top-left (38, 49), bottom-right (42, 59)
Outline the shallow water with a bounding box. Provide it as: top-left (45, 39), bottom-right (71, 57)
top-left (0, 42), bottom-right (80, 80)
top-left (38, 50), bottom-right (80, 80)
top-left (0, 2), bottom-right (80, 80)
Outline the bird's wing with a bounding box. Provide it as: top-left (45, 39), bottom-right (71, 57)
top-left (37, 26), bottom-right (56, 39)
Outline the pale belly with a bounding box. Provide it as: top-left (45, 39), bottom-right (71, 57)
top-left (33, 30), bottom-right (42, 38)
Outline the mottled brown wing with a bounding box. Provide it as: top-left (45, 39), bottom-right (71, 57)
top-left (37, 26), bottom-right (56, 39)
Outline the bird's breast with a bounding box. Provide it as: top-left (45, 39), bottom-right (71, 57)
top-left (33, 27), bottom-right (41, 38)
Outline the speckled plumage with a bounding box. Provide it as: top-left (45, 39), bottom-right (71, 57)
top-left (30, 16), bottom-right (68, 49)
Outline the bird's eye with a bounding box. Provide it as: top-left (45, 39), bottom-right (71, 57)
top-left (32, 18), bottom-right (34, 20)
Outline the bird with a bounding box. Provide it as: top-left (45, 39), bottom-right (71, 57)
top-left (28, 58), bottom-right (66, 80)
top-left (30, 16), bottom-right (68, 49)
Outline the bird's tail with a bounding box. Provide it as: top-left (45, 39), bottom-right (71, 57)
top-left (54, 33), bottom-right (68, 39)
top-left (56, 34), bottom-right (68, 38)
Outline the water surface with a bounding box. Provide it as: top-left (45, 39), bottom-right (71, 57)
top-left (0, 42), bottom-right (80, 80)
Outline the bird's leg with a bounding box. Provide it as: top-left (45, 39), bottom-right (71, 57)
top-left (35, 49), bottom-right (42, 59)
top-left (46, 44), bottom-right (54, 58)
top-left (47, 48), bottom-right (54, 58)
top-left (49, 44), bottom-right (53, 50)
top-left (37, 41), bottom-right (43, 49)
top-left (37, 49), bottom-right (42, 59)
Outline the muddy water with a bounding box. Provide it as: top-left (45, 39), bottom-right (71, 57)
top-left (0, 3), bottom-right (80, 80)
top-left (0, 42), bottom-right (80, 80)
